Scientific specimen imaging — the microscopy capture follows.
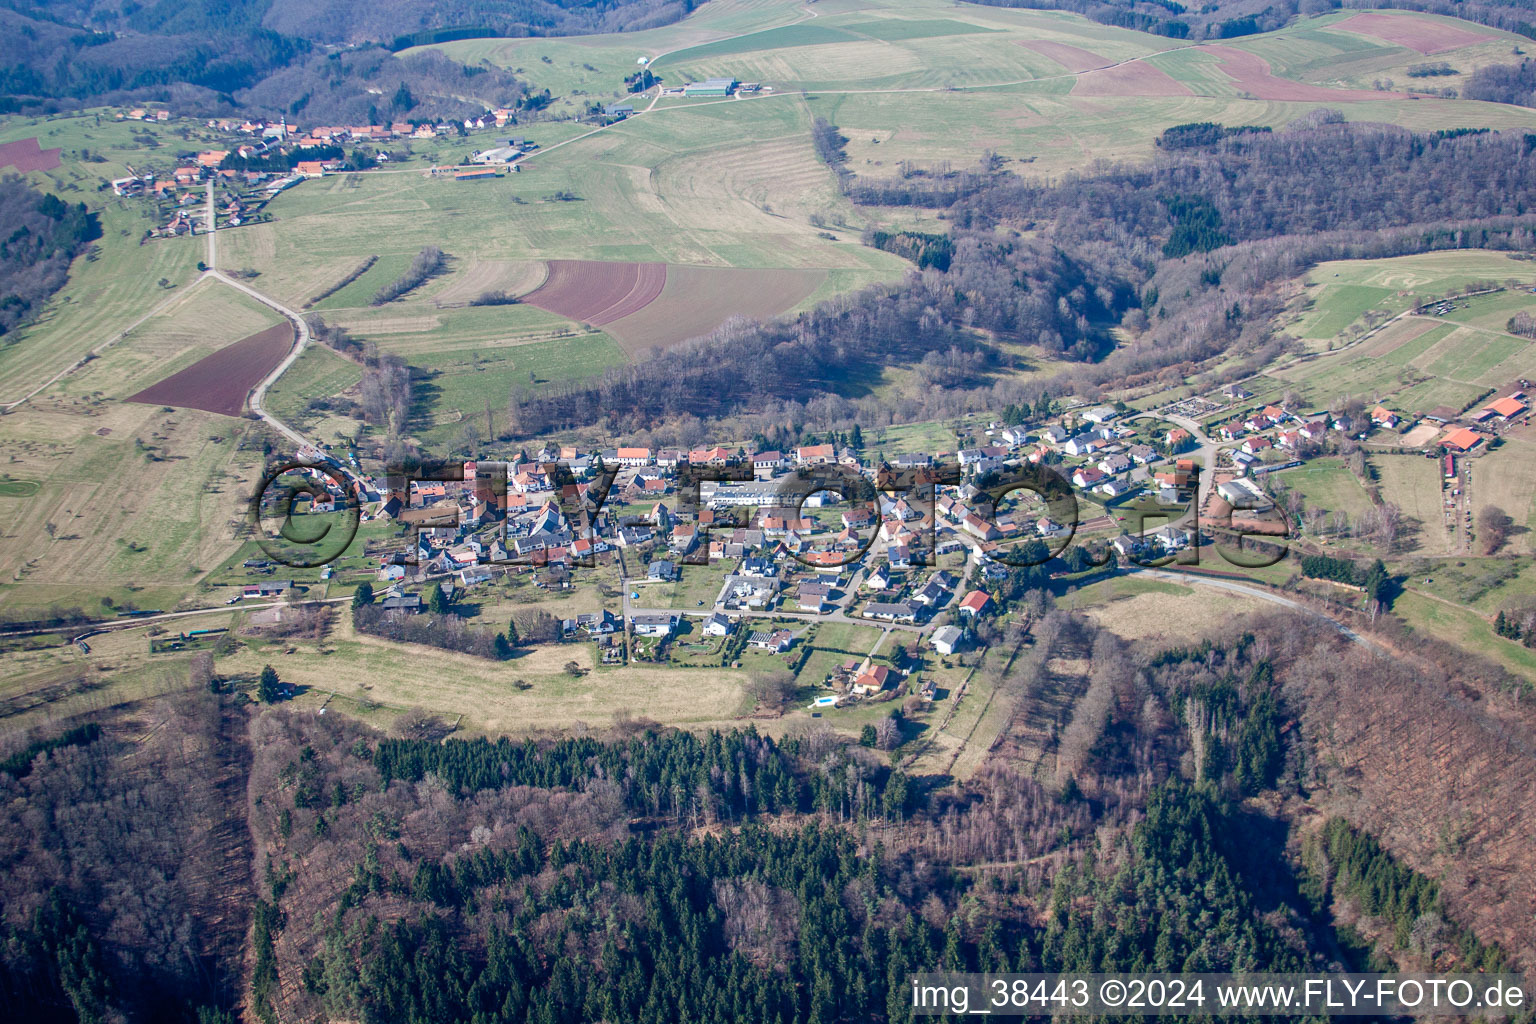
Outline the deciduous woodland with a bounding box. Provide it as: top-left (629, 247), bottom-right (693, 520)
top-left (0, 177), bottom-right (99, 337)
top-left (0, 0), bottom-right (689, 117)
top-left (506, 124), bottom-right (1536, 441)
top-left (1, 611), bottom-right (1531, 1022)
top-left (1465, 60), bottom-right (1536, 108)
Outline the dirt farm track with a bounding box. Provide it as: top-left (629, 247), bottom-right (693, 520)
top-left (127, 323), bottom-right (295, 417)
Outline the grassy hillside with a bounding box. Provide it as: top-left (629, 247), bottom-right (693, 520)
top-left (426, 0), bottom-right (1536, 181)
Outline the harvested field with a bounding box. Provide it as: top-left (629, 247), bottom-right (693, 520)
top-left (604, 265), bottom-right (826, 355)
top-left (1072, 61), bottom-right (1191, 97)
top-left (1084, 584), bottom-right (1263, 642)
top-left (520, 260), bottom-right (665, 326)
top-left (1470, 443), bottom-right (1536, 555)
top-left (0, 137), bottom-right (62, 172)
top-left (1198, 44), bottom-right (1402, 102)
top-left (433, 259), bottom-right (548, 305)
top-left (1357, 317), bottom-right (1441, 358)
top-left (127, 323), bottom-right (294, 417)
top-left (1016, 40), bottom-right (1109, 73)
top-left (328, 315), bottom-right (441, 336)
top-left (1333, 12), bottom-right (1494, 54)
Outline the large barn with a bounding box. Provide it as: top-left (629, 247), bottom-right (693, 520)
top-left (684, 77), bottom-right (737, 97)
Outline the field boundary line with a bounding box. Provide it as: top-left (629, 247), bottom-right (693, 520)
top-left (0, 272), bottom-right (218, 410)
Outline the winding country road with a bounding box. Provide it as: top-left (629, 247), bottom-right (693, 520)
top-left (1132, 410), bottom-right (1220, 526)
top-left (201, 183), bottom-right (312, 451)
top-left (2, 182), bottom-right (327, 466)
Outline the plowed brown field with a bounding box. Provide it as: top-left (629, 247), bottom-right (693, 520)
top-left (1333, 12), bottom-right (1494, 54)
top-left (1073, 61), bottom-right (1192, 97)
top-left (520, 260), bottom-right (666, 325)
top-left (1016, 40), bottom-right (1109, 73)
top-left (516, 261), bottom-right (826, 355)
top-left (603, 265), bottom-right (826, 356)
top-left (1198, 44), bottom-right (1404, 101)
top-left (0, 138), bottom-right (62, 172)
top-left (127, 323), bottom-right (294, 417)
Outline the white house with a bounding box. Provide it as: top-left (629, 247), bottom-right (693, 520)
top-left (1111, 534), bottom-right (1144, 560)
top-left (1072, 466), bottom-right (1106, 489)
top-left (751, 451), bottom-right (783, 478)
top-left (1216, 477), bottom-right (1272, 511)
top-left (1240, 436), bottom-right (1272, 456)
top-left (931, 625), bottom-right (964, 656)
top-left (615, 446), bottom-right (653, 467)
top-left (630, 612), bottom-right (675, 637)
top-left (1061, 437), bottom-right (1096, 457)
top-left (962, 513), bottom-right (1001, 541)
top-left (748, 629), bottom-right (793, 652)
top-left (864, 602), bottom-right (917, 623)
top-left (1097, 453), bottom-right (1131, 475)
top-left (797, 583), bottom-right (830, 613)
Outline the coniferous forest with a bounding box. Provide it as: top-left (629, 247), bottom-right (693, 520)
top-left (2, 610), bottom-right (1531, 1023)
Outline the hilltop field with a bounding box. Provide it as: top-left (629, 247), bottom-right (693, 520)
top-left (424, 0), bottom-right (1536, 178)
top-left (5, 0), bottom-right (1536, 429)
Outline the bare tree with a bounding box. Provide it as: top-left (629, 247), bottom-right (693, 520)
top-left (1477, 505), bottom-right (1513, 555)
top-left (748, 669), bottom-right (796, 711)
top-left (1055, 630), bottom-right (1126, 791)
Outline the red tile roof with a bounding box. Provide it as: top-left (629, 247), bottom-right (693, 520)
top-left (959, 590), bottom-right (991, 613)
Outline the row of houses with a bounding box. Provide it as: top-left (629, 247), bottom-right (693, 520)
top-left (374, 403), bottom-right (1192, 588)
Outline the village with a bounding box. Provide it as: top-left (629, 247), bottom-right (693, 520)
top-left (102, 71), bottom-right (755, 234)
top-left (239, 359), bottom-right (1532, 714)
top-left (107, 110), bottom-right (544, 236)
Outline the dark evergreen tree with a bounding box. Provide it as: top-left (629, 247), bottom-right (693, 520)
top-left (258, 665), bottom-right (282, 704)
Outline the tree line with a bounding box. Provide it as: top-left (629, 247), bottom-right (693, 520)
top-left (503, 124), bottom-right (1536, 442)
top-left (3, 603), bottom-right (1525, 1022)
top-left (957, 0), bottom-right (1536, 44)
top-left (0, 178), bottom-right (100, 338)
top-left (1308, 817), bottom-right (1509, 971)
top-left (0, 0), bottom-right (684, 118)
top-left (1464, 59), bottom-right (1536, 107)
top-left (372, 247), bottom-right (445, 306)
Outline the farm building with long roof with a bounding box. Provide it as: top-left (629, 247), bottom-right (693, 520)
top-left (684, 77), bottom-right (737, 97)
top-left (1484, 395), bottom-right (1528, 420)
top-left (1441, 427), bottom-right (1485, 452)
